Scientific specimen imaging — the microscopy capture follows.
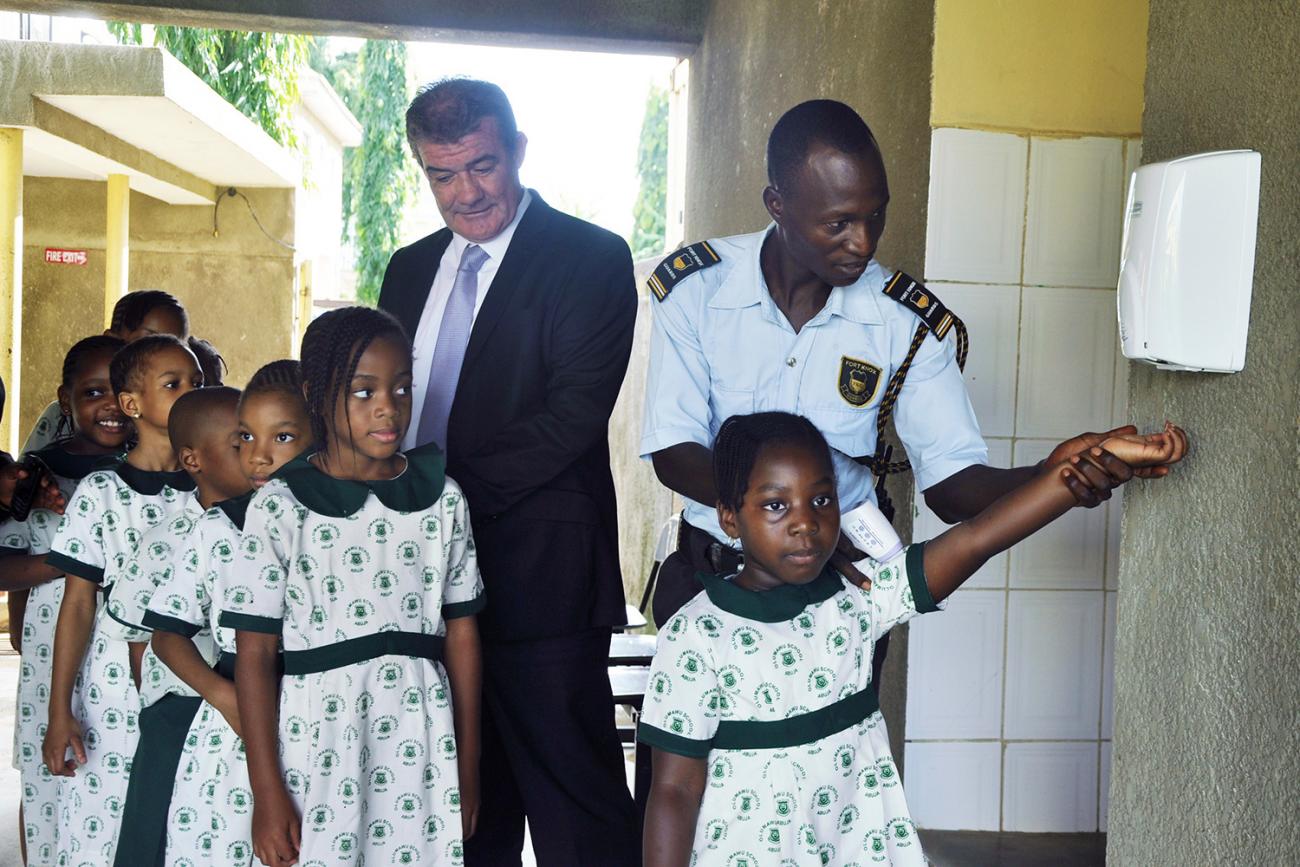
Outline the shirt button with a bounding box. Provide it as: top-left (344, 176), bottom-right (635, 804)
top-left (786, 357), bottom-right (797, 367)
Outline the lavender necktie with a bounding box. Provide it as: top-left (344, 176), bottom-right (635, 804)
top-left (418, 244), bottom-right (489, 450)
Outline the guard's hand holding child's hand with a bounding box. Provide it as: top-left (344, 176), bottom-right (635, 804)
top-left (1094, 422), bottom-right (1187, 469)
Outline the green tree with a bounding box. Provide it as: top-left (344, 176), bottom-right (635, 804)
top-left (630, 85), bottom-right (669, 260)
top-left (311, 39), bottom-right (418, 306)
top-left (107, 22), bottom-right (308, 147)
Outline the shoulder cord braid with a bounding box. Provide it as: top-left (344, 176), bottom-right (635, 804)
top-left (866, 315), bottom-right (969, 522)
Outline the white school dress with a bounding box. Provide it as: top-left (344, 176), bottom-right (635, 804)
top-left (637, 546), bottom-right (944, 867)
top-left (146, 493), bottom-right (256, 867)
top-left (46, 460), bottom-right (196, 866)
top-left (0, 445), bottom-right (111, 866)
top-left (220, 444), bottom-right (483, 866)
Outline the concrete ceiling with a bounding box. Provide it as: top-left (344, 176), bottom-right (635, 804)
top-left (1, 0), bottom-right (707, 54)
top-left (22, 125), bottom-right (213, 204)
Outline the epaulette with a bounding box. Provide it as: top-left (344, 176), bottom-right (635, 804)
top-left (882, 271), bottom-right (956, 341)
top-left (647, 242), bottom-right (721, 302)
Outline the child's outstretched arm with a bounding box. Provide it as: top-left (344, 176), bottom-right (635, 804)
top-left (924, 425), bottom-right (1185, 603)
top-left (443, 614), bottom-right (482, 841)
top-left (42, 575), bottom-right (97, 775)
top-left (644, 749), bottom-right (707, 867)
top-left (235, 629), bottom-right (300, 867)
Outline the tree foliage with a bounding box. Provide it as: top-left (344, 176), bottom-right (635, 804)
top-left (630, 86), bottom-right (669, 260)
top-left (107, 22), bottom-right (308, 147)
top-left (311, 39), bottom-right (418, 306)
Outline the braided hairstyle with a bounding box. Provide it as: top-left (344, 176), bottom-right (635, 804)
top-left (109, 334), bottom-right (191, 395)
top-left (187, 337), bottom-right (227, 386)
top-left (299, 307), bottom-right (410, 448)
top-left (108, 290), bottom-right (189, 338)
top-left (53, 334), bottom-right (127, 440)
top-left (244, 359), bottom-right (302, 399)
top-left (713, 412), bottom-right (834, 511)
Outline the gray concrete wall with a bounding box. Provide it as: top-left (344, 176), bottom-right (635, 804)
top-left (19, 178), bottom-right (297, 437)
top-left (676, 0), bottom-right (938, 764)
top-left (1107, 2), bottom-right (1300, 863)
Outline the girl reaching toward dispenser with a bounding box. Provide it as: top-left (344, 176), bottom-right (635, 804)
top-left (222, 307), bottom-right (484, 867)
top-left (640, 411), bottom-right (1185, 867)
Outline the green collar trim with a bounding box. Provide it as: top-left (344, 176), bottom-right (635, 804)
top-left (111, 459), bottom-right (196, 495)
top-left (29, 444), bottom-right (123, 481)
top-left (698, 566), bottom-right (844, 623)
top-left (215, 490), bottom-right (254, 531)
top-left (278, 442), bottom-right (446, 517)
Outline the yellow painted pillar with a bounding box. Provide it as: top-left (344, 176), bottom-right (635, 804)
top-left (296, 259), bottom-right (313, 352)
top-left (0, 129), bottom-right (22, 455)
top-left (104, 173), bottom-right (130, 329)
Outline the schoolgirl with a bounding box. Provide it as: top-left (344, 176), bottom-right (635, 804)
top-left (42, 334), bottom-right (204, 865)
top-left (108, 386), bottom-right (248, 867)
top-left (222, 308), bottom-right (484, 867)
top-left (640, 412), bottom-right (1184, 867)
top-left (147, 360), bottom-right (312, 866)
top-left (0, 335), bottom-right (130, 865)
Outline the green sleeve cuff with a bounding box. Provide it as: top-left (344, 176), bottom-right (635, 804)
top-left (442, 593), bottom-right (486, 620)
top-left (46, 550), bottom-right (104, 584)
top-left (906, 541), bottom-right (940, 614)
top-left (637, 721), bottom-right (714, 758)
top-left (219, 610), bottom-right (283, 635)
top-left (142, 610), bottom-right (202, 638)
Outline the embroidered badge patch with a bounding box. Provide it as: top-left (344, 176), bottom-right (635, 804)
top-left (838, 356), bottom-right (882, 407)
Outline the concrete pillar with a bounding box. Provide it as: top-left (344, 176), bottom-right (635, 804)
top-left (0, 128), bottom-right (22, 454)
top-left (105, 173), bottom-right (129, 328)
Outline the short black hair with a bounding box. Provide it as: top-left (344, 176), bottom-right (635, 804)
top-left (766, 99), bottom-right (884, 192)
top-left (406, 77), bottom-right (519, 162)
top-left (109, 290), bottom-right (189, 338)
top-left (243, 359), bottom-right (302, 400)
top-left (109, 334), bottom-right (193, 395)
top-left (713, 412), bottom-right (834, 511)
top-left (168, 386), bottom-right (240, 454)
top-left (187, 337), bottom-right (226, 387)
top-left (300, 307), bottom-right (410, 447)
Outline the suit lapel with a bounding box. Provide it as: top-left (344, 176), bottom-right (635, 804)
top-left (461, 193), bottom-right (552, 371)
top-left (391, 231), bottom-right (452, 338)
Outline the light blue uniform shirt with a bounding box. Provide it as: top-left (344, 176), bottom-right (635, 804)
top-left (640, 227), bottom-right (987, 543)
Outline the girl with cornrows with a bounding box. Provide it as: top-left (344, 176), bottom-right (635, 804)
top-left (0, 334), bottom-right (131, 866)
top-left (223, 307), bottom-right (484, 867)
top-left (42, 334), bottom-right (204, 865)
top-left (641, 411), bottom-right (1185, 867)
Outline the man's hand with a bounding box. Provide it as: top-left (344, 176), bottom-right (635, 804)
top-left (830, 532), bottom-right (872, 590)
top-left (1043, 424), bottom-right (1187, 508)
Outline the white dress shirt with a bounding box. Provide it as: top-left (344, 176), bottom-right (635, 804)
top-left (405, 189), bottom-right (533, 451)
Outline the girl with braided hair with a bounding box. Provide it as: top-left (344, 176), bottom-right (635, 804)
top-left (223, 308), bottom-right (484, 867)
top-left (641, 411), bottom-right (1185, 867)
top-left (0, 334), bottom-right (130, 865)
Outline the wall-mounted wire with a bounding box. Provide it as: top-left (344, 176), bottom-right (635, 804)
top-left (212, 187), bottom-right (296, 251)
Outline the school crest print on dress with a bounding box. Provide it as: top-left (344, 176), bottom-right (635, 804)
top-left (45, 458), bottom-right (196, 865)
top-left (638, 545), bottom-right (943, 867)
top-left (0, 445), bottom-right (114, 866)
top-left (220, 444), bottom-right (483, 865)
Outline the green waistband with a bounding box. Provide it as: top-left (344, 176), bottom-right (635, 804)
top-left (712, 683), bottom-right (880, 750)
top-left (282, 631), bottom-right (444, 675)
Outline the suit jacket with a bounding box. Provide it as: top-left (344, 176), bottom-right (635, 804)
top-left (378, 193), bottom-right (637, 641)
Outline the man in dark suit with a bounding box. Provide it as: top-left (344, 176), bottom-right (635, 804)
top-left (378, 78), bottom-right (639, 866)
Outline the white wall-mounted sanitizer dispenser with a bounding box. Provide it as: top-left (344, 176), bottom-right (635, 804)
top-left (1117, 149), bottom-right (1261, 372)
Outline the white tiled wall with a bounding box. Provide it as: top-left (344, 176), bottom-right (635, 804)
top-left (904, 129), bottom-right (1138, 832)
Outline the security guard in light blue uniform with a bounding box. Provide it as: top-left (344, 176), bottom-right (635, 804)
top-left (640, 230), bottom-right (984, 622)
top-left (643, 229), bottom-right (982, 531)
